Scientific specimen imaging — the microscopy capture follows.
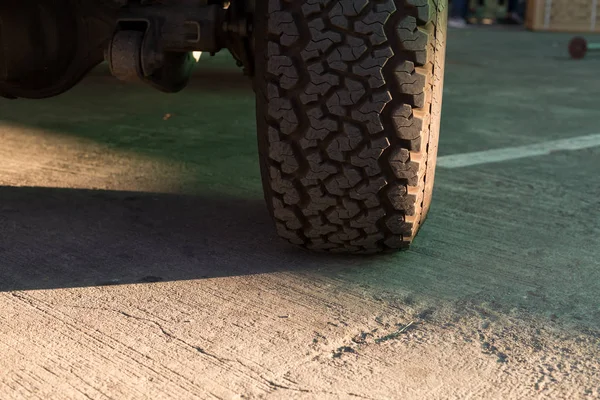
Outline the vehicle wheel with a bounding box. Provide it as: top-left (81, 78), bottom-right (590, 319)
top-left (254, 0), bottom-right (447, 253)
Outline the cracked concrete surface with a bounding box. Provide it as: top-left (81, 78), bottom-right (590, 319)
top-left (0, 28), bottom-right (599, 399)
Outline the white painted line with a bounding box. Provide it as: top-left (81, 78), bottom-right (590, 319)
top-left (437, 133), bottom-right (600, 169)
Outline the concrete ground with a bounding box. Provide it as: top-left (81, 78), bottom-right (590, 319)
top-left (0, 27), bottom-right (599, 399)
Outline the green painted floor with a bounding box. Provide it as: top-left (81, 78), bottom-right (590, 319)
top-left (1, 27), bottom-right (599, 333)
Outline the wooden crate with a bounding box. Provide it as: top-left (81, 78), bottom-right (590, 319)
top-left (526, 0), bottom-right (600, 32)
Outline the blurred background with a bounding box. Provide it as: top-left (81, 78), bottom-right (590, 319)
top-left (450, 0), bottom-right (528, 28)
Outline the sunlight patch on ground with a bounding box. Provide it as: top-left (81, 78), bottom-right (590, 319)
top-left (0, 121), bottom-right (196, 194)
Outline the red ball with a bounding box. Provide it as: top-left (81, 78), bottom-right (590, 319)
top-left (569, 37), bottom-right (588, 59)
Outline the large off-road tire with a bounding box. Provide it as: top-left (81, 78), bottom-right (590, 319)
top-left (255, 0), bottom-right (447, 253)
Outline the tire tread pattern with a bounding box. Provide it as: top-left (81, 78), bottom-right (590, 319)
top-left (258, 0), bottom-right (447, 253)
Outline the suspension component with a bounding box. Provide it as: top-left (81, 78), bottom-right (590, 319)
top-left (106, 2), bottom-right (227, 93)
top-left (107, 30), bottom-right (144, 83)
top-left (0, 0), bottom-right (253, 98)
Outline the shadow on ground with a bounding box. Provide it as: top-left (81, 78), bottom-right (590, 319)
top-left (0, 187), bottom-right (295, 291)
top-left (1, 181), bottom-right (598, 334)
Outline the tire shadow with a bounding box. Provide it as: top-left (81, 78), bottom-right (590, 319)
top-left (0, 186), bottom-right (348, 292)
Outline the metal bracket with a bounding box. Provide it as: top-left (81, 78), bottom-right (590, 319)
top-left (107, 3), bottom-right (230, 92)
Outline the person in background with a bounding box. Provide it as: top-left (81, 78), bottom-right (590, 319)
top-left (448, 0), bottom-right (470, 28)
top-left (499, 0), bottom-right (524, 24)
